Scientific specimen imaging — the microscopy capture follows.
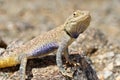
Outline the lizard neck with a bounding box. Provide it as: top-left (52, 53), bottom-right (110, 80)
top-left (64, 29), bottom-right (79, 39)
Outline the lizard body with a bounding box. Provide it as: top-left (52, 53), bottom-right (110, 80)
top-left (0, 10), bottom-right (91, 80)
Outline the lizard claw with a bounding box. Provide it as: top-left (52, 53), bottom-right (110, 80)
top-left (66, 60), bottom-right (80, 67)
top-left (60, 68), bottom-right (74, 78)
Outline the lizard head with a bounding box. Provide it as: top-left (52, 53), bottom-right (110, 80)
top-left (64, 10), bottom-right (91, 38)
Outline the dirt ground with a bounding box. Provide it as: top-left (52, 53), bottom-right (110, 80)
top-left (0, 0), bottom-right (120, 80)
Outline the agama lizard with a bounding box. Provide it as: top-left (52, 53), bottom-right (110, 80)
top-left (0, 10), bottom-right (91, 80)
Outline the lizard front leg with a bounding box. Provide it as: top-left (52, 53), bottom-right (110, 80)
top-left (19, 54), bottom-right (28, 80)
top-left (56, 36), bottom-right (73, 77)
top-left (56, 46), bottom-right (73, 77)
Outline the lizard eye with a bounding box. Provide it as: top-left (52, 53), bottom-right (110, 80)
top-left (73, 11), bottom-right (79, 17)
top-left (73, 12), bottom-right (76, 16)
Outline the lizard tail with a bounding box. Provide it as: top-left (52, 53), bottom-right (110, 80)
top-left (0, 56), bottom-right (19, 68)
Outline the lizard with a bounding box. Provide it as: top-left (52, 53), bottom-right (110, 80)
top-left (0, 10), bottom-right (91, 80)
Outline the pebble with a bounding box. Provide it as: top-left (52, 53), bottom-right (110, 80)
top-left (115, 54), bottom-right (120, 66)
top-left (97, 54), bottom-right (104, 60)
top-left (105, 51), bottom-right (115, 58)
top-left (103, 70), bottom-right (113, 79)
top-left (116, 75), bottom-right (120, 80)
top-left (0, 48), bottom-right (5, 55)
top-left (103, 62), bottom-right (113, 71)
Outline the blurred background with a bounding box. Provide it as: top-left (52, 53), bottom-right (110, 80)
top-left (0, 0), bottom-right (120, 80)
top-left (0, 0), bottom-right (119, 43)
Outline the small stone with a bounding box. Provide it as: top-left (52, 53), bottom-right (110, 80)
top-left (0, 48), bottom-right (5, 55)
top-left (114, 57), bottom-right (120, 66)
top-left (97, 54), bottom-right (105, 60)
top-left (103, 62), bottom-right (113, 71)
top-left (105, 51), bottom-right (114, 58)
top-left (97, 72), bottom-right (104, 80)
top-left (116, 75), bottom-right (120, 80)
top-left (103, 71), bottom-right (113, 79)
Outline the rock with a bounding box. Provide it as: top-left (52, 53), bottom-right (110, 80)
top-left (0, 48), bottom-right (5, 55)
top-left (114, 54), bottom-right (120, 66)
top-left (96, 54), bottom-right (105, 60)
top-left (105, 51), bottom-right (115, 58)
top-left (116, 75), bottom-right (120, 80)
top-left (71, 28), bottom-right (108, 56)
top-left (103, 62), bottom-right (113, 71)
top-left (103, 71), bottom-right (113, 79)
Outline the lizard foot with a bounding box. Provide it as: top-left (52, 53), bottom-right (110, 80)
top-left (60, 68), bottom-right (74, 78)
top-left (66, 60), bottom-right (80, 67)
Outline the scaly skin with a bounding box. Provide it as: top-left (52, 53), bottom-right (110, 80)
top-left (0, 10), bottom-right (91, 80)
